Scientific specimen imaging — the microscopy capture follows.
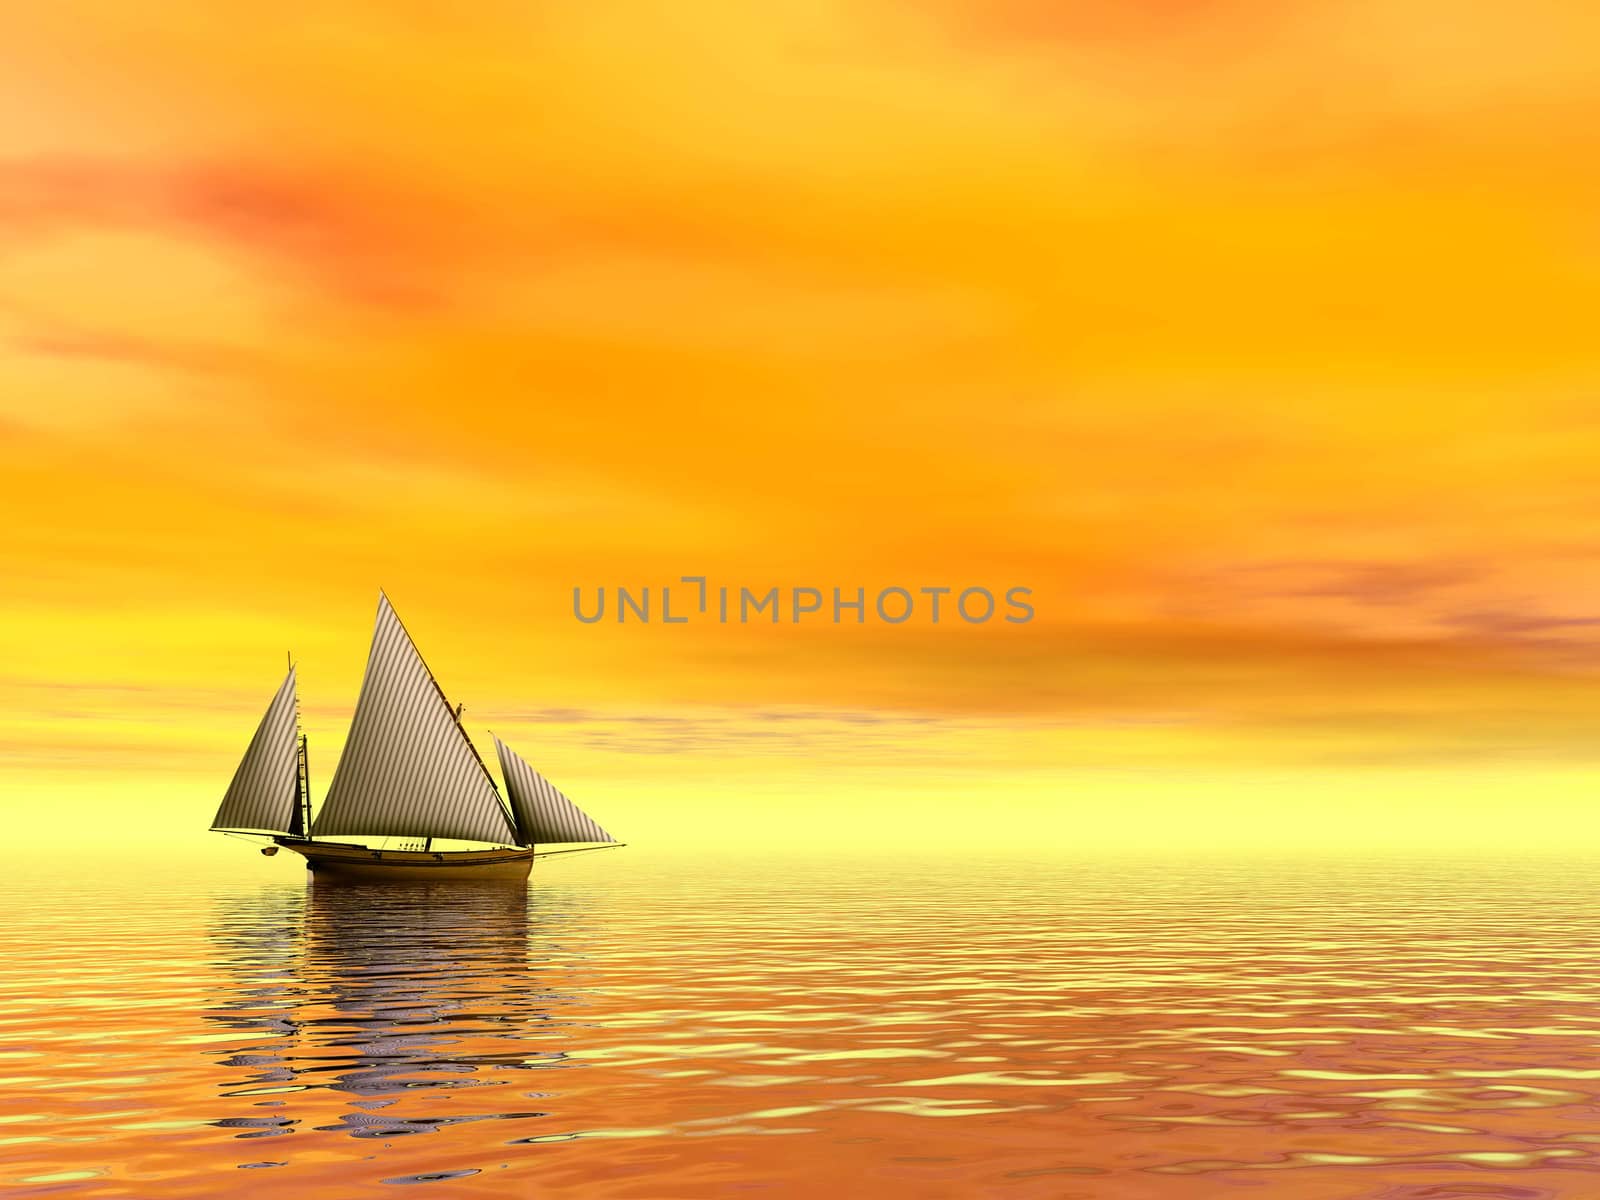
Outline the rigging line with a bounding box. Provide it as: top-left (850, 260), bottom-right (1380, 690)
top-left (532, 843), bottom-right (628, 859)
top-left (486, 728), bottom-right (527, 841)
top-left (382, 590), bottom-right (507, 802)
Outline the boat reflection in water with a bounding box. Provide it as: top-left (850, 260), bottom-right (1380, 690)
top-left (204, 878), bottom-right (590, 1174)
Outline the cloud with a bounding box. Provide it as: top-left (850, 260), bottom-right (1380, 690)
top-left (1437, 610), bottom-right (1600, 658)
top-left (1236, 559), bottom-right (1483, 608)
top-left (10, 325), bottom-right (248, 375)
top-left (0, 156), bottom-right (442, 310)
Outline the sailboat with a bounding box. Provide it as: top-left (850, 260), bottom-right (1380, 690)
top-left (209, 593), bottom-right (621, 880)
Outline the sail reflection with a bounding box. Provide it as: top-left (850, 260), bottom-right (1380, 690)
top-left (204, 880), bottom-right (585, 1146)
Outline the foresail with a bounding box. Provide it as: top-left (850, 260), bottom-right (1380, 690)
top-left (212, 668), bottom-right (300, 833)
top-left (312, 595), bottom-right (518, 846)
top-left (494, 735), bottom-right (616, 846)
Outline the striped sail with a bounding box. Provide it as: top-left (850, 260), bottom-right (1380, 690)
top-left (312, 595), bottom-right (518, 846)
top-left (494, 735), bottom-right (616, 846)
top-left (212, 668), bottom-right (300, 833)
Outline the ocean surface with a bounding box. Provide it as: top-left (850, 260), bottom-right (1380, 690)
top-left (5, 850), bottom-right (1600, 1198)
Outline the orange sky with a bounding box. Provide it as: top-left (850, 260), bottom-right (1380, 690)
top-left (4, 2), bottom-right (1600, 853)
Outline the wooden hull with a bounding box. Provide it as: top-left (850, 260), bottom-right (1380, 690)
top-left (272, 837), bottom-right (533, 881)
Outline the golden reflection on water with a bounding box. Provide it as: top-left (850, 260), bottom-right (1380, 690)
top-left (5, 852), bottom-right (1600, 1197)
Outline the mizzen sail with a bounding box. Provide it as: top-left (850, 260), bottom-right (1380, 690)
top-left (494, 735), bottom-right (617, 846)
top-left (312, 595), bottom-right (518, 846)
top-left (212, 667), bottom-right (300, 833)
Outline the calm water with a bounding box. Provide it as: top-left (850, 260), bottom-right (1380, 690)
top-left (5, 851), bottom-right (1600, 1198)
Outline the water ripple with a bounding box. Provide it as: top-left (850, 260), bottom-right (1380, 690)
top-left (6, 853), bottom-right (1600, 1195)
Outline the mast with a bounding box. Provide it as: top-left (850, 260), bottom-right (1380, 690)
top-left (285, 653), bottom-right (312, 838)
top-left (295, 733), bottom-right (312, 837)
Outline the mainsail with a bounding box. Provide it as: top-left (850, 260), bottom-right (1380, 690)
top-left (212, 667), bottom-right (300, 833)
top-left (494, 735), bottom-right (617, 845)
top-left (312, 595), bottom-right (519, 846)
